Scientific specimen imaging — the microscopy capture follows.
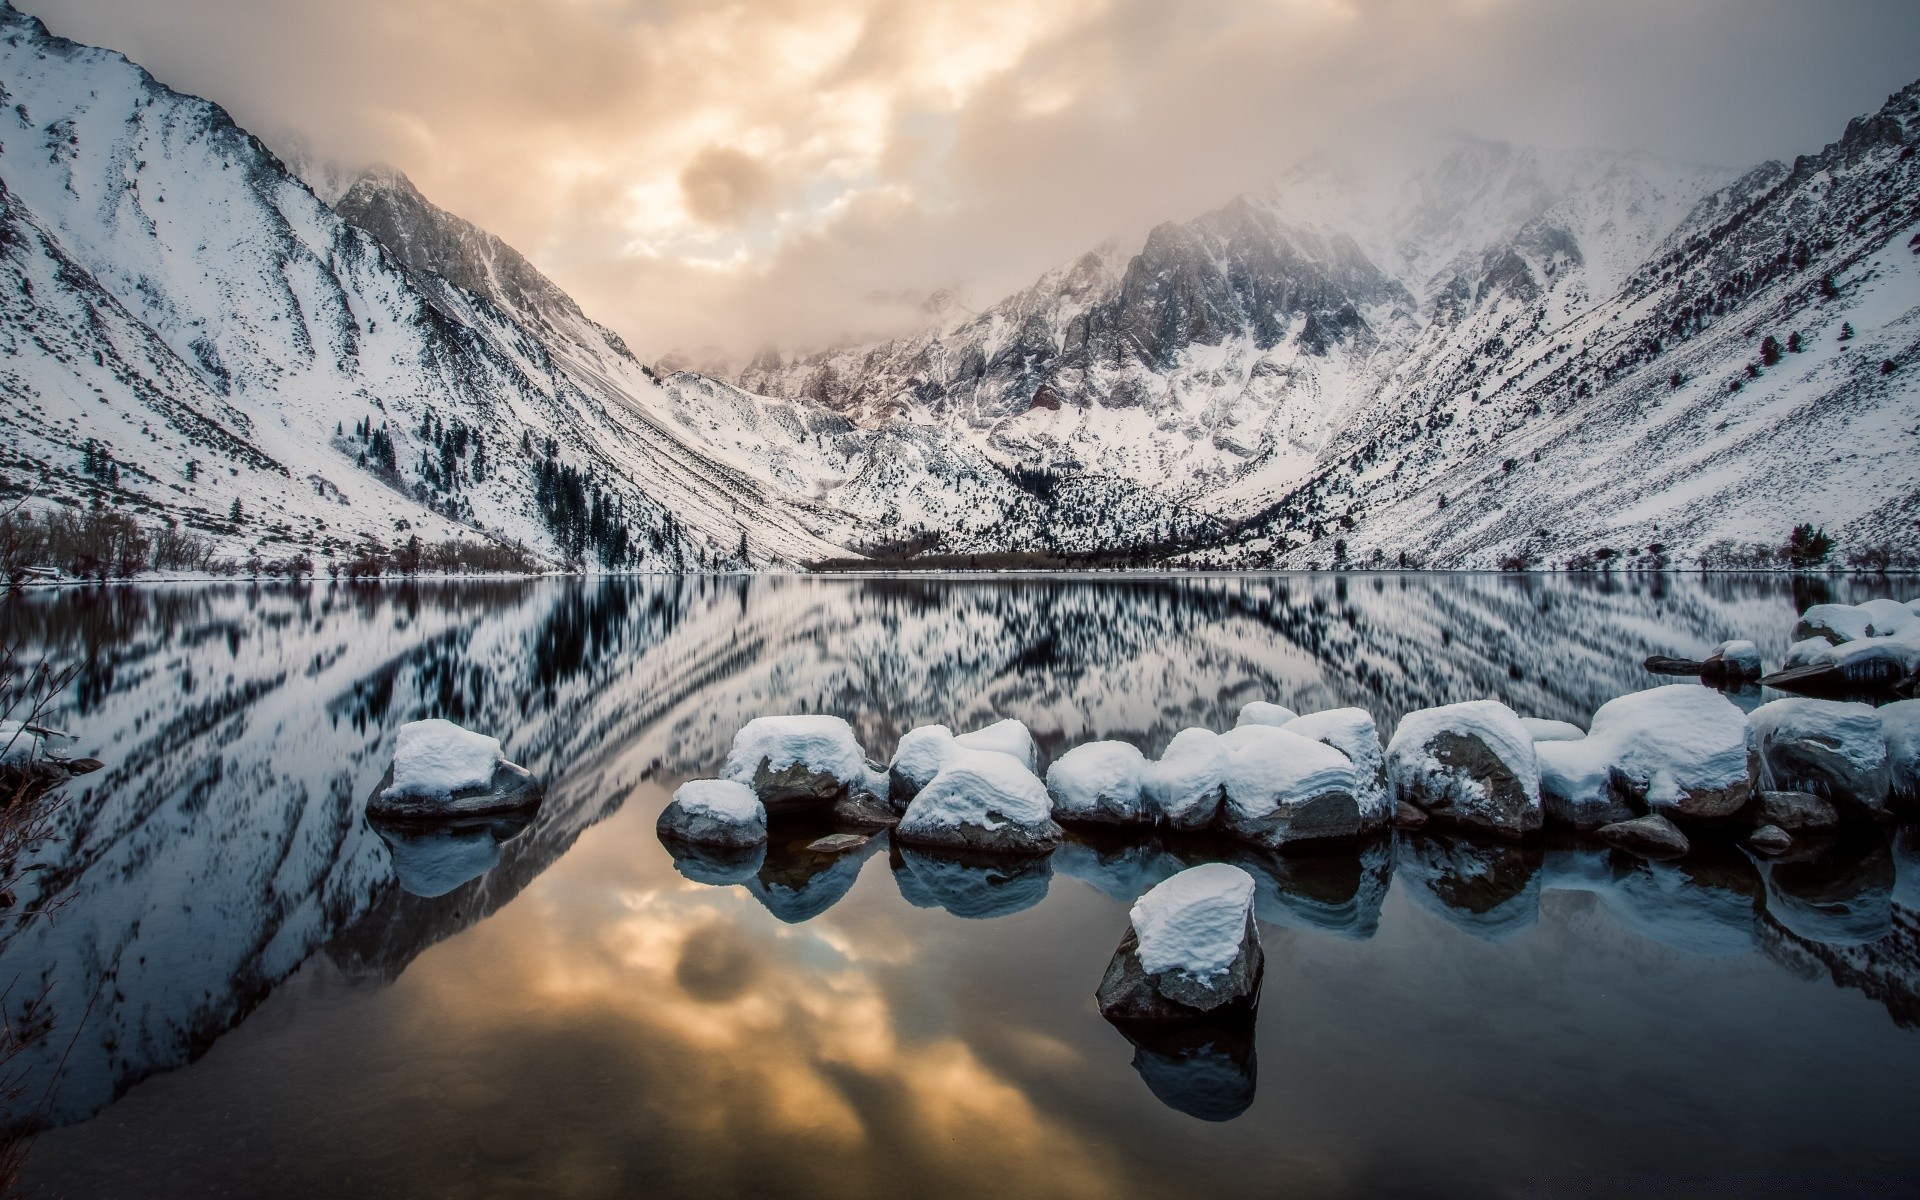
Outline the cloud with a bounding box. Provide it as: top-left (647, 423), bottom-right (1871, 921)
top-left (18, 0), bottom-right (1920, 358)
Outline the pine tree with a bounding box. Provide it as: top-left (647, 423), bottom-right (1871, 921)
top-left (229, 497), bottom-right (244, 524)
top-left (1787, 331), bottom-right (1804, 353)
top-left (1759, 335), bottom-right (1783, 366)
top-left (1838, 322), bottom-right (1854, 341)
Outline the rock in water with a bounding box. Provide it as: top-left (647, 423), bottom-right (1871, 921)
top-left (1048, 740), bottom-right (1151, 826)
top-left (1756, 790), bottom-right (1839, 832)
top-left (1747, 824), bottom-right (1794, 855)
top-left (1386, 700), bottom-right (1542, 838)
top-left (1702, 640), bottom-right (1763, 684)
top-left (1392, 800), bottom-right (1429, 830)
top-left (1597, 813), bottom-right (1691, 860)
top-left (722, 715), bottom-right (875, 813)
top-left (1096, 864), bottom-right (1263, 1021)
top-left (888, 721), bottom-right (1037, 808)
top-left (1235, 701), bottom-right (1300, 729)
top-left (1882, 699), bottom-right (1920, 808)
top-left (1643, 655), bottom-right (1707, 676)
top-left (656, 779), bottom-right (768, 849)
top-left (1143, 728), bottom-right (1231, 832)
top-left (1216, 726), bottom-right (1363, 848)
top-left (895, 749), bottom-right (1062, 855)
top-left (1282, 708), bottom-right (1391, 833)
top-left (1748, 699), bottom-right (1890, 815)
top-left (367, 719), bottom-right (542, 821)
top-left (952, 718), bottom-right (1041, 774)
top-left (1536, 685), bottom-right (1755, 828)
top-left (806, 833), bottom-right (871, 854)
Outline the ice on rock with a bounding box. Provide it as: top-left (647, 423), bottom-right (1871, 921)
top-left (385, 719), bottom-right (503, 799)
top-left (1781, 632), bottom-right (1920, 690)
top-left (1235, 702), bottom-right (1299, 729)
top-left (0, 720), bottom-right (44, 766)
top-left (1282, 708), bottom-right (1390, 829)
top-left (954, 718), bottom-right (1040, 773)
top-left (1884, 699), bottom-right (1920, 805)
top-left (896, 749), bottom-right (1061, 854)
top-left (1143, 728), bottom-right (1231, 831)
top-left (1521, 718), bottom-right (1587, 743)
top-left (1540, 685), bottom-right (1754, 828)
top-left (1386, 700), bottom-right (1542, 837)
top-left (1097, 864), bottom-right (1263, 1022)
top-left (723, 715), bottom-right (874, 812)
top-left (656, 779), bottom-right (768, 849)
top-left (1046, 740), bottom-right (1150, 825)
top-left (1217, 725), bottom-right (1362, 848)
top-left (1750, 698), bottom-right (1890, 813)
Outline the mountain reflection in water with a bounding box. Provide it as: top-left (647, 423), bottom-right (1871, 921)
top-left (8, 573), bottom-right (1920, 1198)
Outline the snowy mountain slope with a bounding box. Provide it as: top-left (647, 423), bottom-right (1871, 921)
top-left (1232, 81), bottom-right (1920, 568)
top-left (0, 3), bottom-right (850, 568)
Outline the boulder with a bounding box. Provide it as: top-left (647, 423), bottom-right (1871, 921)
top-left (723, 715), bottom-right (874, 813)
top-left (1282, 708), bottom-right (1391, 833)
top-left (1643, 654), bottom-right (1707, 676)
top-left (657, 779), bottom-right (767, 848)
top-left (1756, 789), bottom-right (1839, 832)
top-left (1235, 701), bottom-right (1299, 729)
top-left (1794, 599), bottom-right (1917, 645)
top-left (1702, 639), bottom-right (1764, 684)
top-left (1597, 813), bottom-right (1691, 860)
top-left (806, 833), bottom-right (871, 854)
top-left (952, 718), bottom-right (1041, 774)
top-left (1143, 728), bottom-right (1230, 832)
top-left (367, 719), bottom-right (542, 821)
top-left (1096, 864), bottom-right (1263, 1021)
top-left (1537, 686), bottom-right (1755, 828)
top-left (1046, 740), bottom-right (1151, 826)
top-left (1392, 800), bottom-right (1429, 830)
top-left (887, 721), bottom-right (1035, 808)
top-left (1747, 824), bottom-right (1794, 855)
top-left (1385, 700), bottom-right (1542, 838)
top-left (895, 749), bottom-right (1062, 855)
top-left (1769, 634), bottom-right (1920, 694)
top-left (831, 776), bottom-right (899, 828)
top-left (1216, 725), bottom-right (1363, 849)
top-left (1749, 698), bottom-right (1890, 815)
top-left (1882, 698), bottom-right (1920, 807)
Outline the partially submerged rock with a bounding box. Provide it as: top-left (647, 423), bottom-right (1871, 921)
top-left (1749, 698), bottom-right (1890, 815)
top-left (723, 715), bottom-right (875, 814)
top-left (895, 749), bottom-right (1062, 855)
top-left (1536, 686), bottom-right (1754, 829)
top-left (807, 833), bottom-right (871, 854)
top-left (1756, 789), bottom-right (1839, 833)
top-left (1143, 728), bottom-right (1231, 832)
top-left (656, 779), bottom-right (767, 849)
top-left (1047, 740), bottom-right (1151, 826)
top-left (1882, 699), bottom-right (1920, 807)
top-left (1282, 708), bottom-right (1391, 833)
top-left (1794, 599), bottom-right (1917, 646)
top-left (1386, 700), bottom-right (1542, 838)
top-left (1216, 725), bottom-right (1363, 848)
top-left (1747, 824), bottom-right (1794, 855)
top-left (1391, 800), bottom-right (1429, 830)
top-left (887, 720), bottom-right (1038, 807)
top-left (1520, 718), bottom-right (1587, 743)
top-left (368, 719), bottom-right (542, 821)
top-left (1703, 640), bottom-right (1763, 684)
top-left (1096, 864), bottom-right (1263, 1021)
top-left (1768, 635), bottom-right (1920, 694)
top-left (953, 718), bottom-right (1041, 774)
top-left (1597, 813), bottom-right (1691, 860)
top-left (1234, 701), bottom-right (1299, 729)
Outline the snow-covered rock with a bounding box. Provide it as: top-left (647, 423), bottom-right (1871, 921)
top-left (1536, 686), bottom-right (1754, 828)
top-left (1216, 725), bottom-right (1363, 848)
top-left (1096, 864), bottom-right (1263, 1021)
top-left (1883, 699), bottom-right (1920, 806)
top-left (1386, 700), bottom-right (1541, 838)
top-left (1749, 699), bottom-right (1890, 814)
top-left (887, 720), bottom-right (1035, 806)
top-left (1046, 741), bottom-right (1151, 826)
top-left (368, 719), bottom-right (541, 820)
top-left (1596, 813), bottom-right (1691, 860)
top-left (1282, 708), bottom-right (1390, 830)
top-left (1704, 639), bottom-right (1764, 682)
top-left (1235, 701), bottom-right (1299, 729)
top-left (722, 715), bottom-right (875, 813)
top-left (1794, 600), bottom-right (1918, 646)
top-left (1142, 728), bottom-right (1231, 832)
top-left (1521, 718), bottom-right (1587, 743)
top-left (895, 749), bottom-right (1062, 855)
top-left (656, 779), bottom-right (767, 848)
top-left (1779, 632), bottom-right (1920, 691)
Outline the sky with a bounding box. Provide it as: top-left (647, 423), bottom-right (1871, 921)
top-left (20, 0), bottom-right (1920, 361)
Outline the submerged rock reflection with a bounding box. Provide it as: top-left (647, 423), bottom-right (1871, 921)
top-left (1109, 1017), bottom-right (1258, 1123)
top-left (371, 812), bottom-right (536, 899)
top-left (893, 845), bottom-right (1054, 920)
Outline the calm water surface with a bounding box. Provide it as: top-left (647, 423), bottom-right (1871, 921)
top-left (7, 572), bottom-right (1919, 1198)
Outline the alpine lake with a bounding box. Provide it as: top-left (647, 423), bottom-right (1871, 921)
top-left (7, 571), bottom-right (1920, 1198)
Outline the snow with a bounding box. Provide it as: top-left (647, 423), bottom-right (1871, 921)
top-left (1782, 629), bottom-right (1920, 684)
top-left (1281, 708), bottom-right (1388, 819)
top-left (384, 719), bottom-right (503, 799)
top-left (1046, 741), bottom-right (1149, 823)
top-left (1796, 603), bottom-right (1880, 645)
top-left (1534, 737), bottom-right (1625, 830)
top-left (1885, 699), bottom-right (1920, 803)
top-left (889, 724), bottom-right (958, 796)
top-left (671, 779), bottom-right (763, 824)
top-left (952, 718), bottom-right (1040, 773)
top-left (721, 715), bottom-right (871, 789)
top-left (0, 720), bottom-right (43, 766)
top-left (1235, 701), bottom-right (1299, 729)
top-left (1521, 718), bottom-right (1587, 743)
top-left (1711, 640), bottom-right (1763, 675)
top-left (1142, 728), bottom-right (1231, 830)
top-left (1749, 698), bottom-right (1888, 802)
top-left (1385, 699), bottom-right (1540, 808)
top-left (1593, 686), bottom-right (1751, 810)
top-left (897, 749), bottom-right (1053, 834)
top-left (1128, 864), bottom-right (1257, 980)
top-left (1217, 725), bottom-right (1358, 818)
